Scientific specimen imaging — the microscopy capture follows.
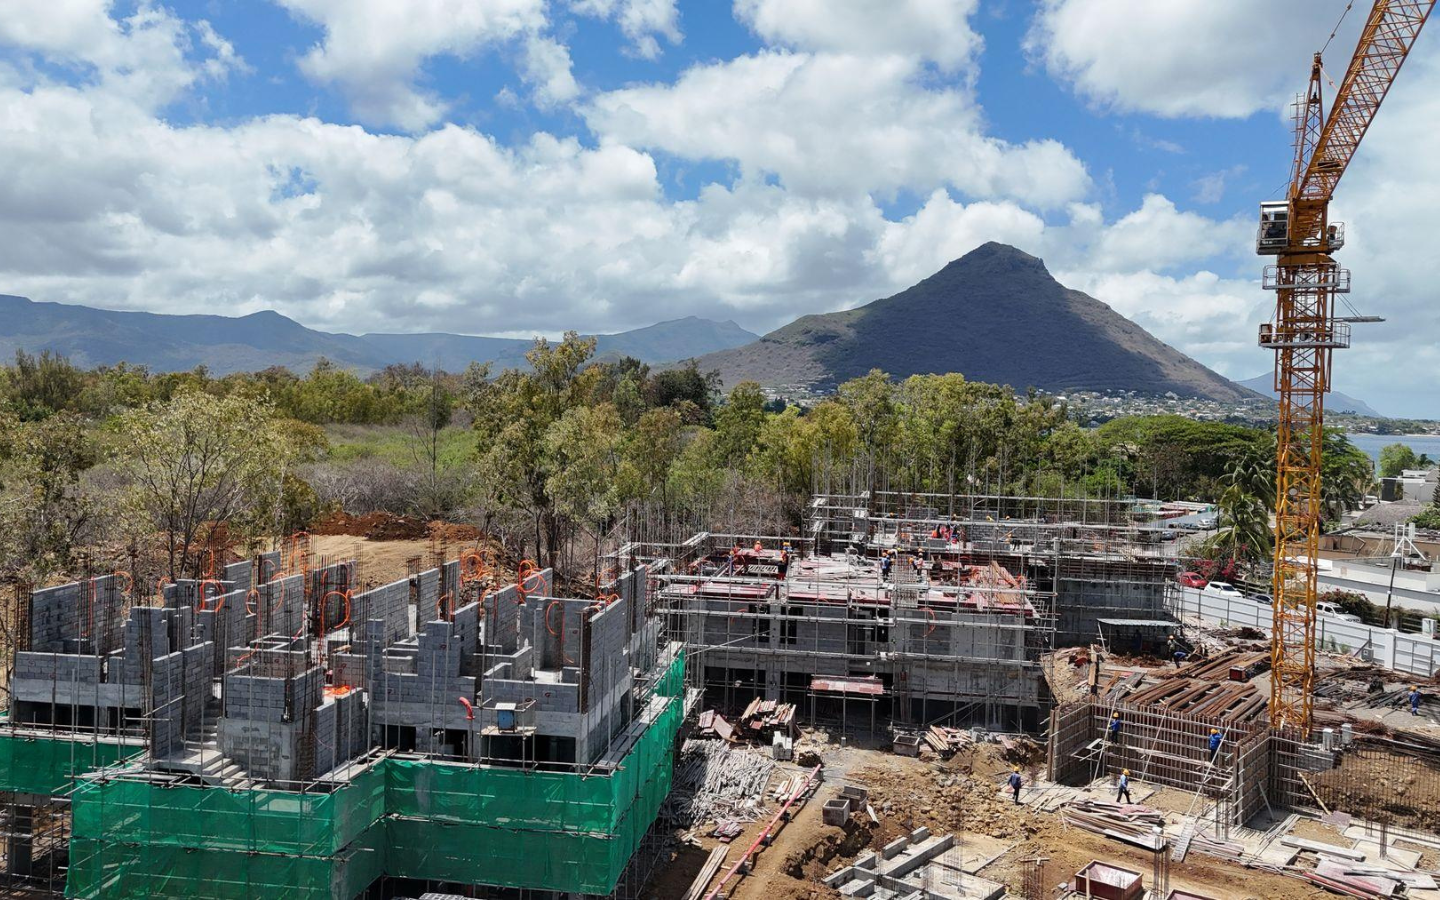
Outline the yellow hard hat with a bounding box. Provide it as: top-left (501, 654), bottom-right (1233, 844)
top-left (1122, 769), bottom-right (1130, 775)
top-left (1111, 712), bottom-right (1120, 718)
top-left (1211, 728), bottom-right (1220, 734)
top-left (1013, 765), bottom-right (1021, 772)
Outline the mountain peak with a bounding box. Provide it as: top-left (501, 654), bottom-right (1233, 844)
top-left (692, 245), bottom-right (1257, 403)
top-left (940, 242), bottom-right (1049, 278)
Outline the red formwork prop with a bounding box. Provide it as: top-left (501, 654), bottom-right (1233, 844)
top-left (1073, 861), bottom-right (1144, 900)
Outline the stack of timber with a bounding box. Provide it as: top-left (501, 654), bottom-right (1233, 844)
top-left (1124, 678), bottom-right (1267, 724)
top-left (682, 846), bottom-right (729, 900)
top-left (737, 697), bottom-right (797, 738)
top-left (1168, 650), bottom-right (1270, 683)
top-left (1061, 799), bottom-right (1167, 850)
top-left (921, 725), bottom-right (973, 756)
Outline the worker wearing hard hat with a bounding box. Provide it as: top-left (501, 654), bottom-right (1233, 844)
top-left (1411, 686), bottom-right (1423, 716)
top-left (1008, 766), bottom-right (1023, 806)
top-left (1116, 769), bottom-right (1133, 804)
top-left (1208, 729), bottom-right (1225, 764)
top-left (1108, 711), bottom-right (1122, 745)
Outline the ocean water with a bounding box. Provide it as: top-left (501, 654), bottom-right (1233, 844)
top-left (1345, 432), bottom-right (1440, 465)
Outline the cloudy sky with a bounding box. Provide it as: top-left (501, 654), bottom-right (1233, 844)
top-left (1, 1), bottom-right (1436, 416)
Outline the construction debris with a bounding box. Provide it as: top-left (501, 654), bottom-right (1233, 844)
top-left (669, 739), bottom-right (776, 827)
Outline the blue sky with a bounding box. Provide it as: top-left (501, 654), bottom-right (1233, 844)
top-left (0, 1), bottom-right (1436, 416)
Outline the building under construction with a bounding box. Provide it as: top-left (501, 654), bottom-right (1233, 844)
top-left (640, 490), bottom-right (1178, 734)
top-left (0, 539), bottom-right (684, 899)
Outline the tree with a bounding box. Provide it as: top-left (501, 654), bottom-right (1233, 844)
top-left (619, 407), bottom-right (684, 505)
top-left (2, 350), bottom-right (86, 420)
top-left (545, 403), bottom-right (623, 527)
top-left (712, 382), bottom-right (767, 466)
top-left (116, 391), bottom-right (303, 578)
top-left (1379, 442), bottom-right (1419, 478)
top-left (475, 333), bottom-right (599, 567)
top-left (1215, 459), bottom-right (1272, 563)
top-left (0, 412), bottom-right (100, 582)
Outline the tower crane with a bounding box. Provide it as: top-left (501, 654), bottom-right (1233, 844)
top-left (1258, 0), bottom-right (1433, 735)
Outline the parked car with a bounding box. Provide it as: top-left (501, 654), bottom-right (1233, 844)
top-left (1316, 601), bottom-right (1362, 623)
top-left (1202, 581), bottom-right (1245, 600)
top-left (1196, 515), bottom-right (1218, 529)
top-left (1177, 571), bottom-right (1207, 588)
top-left (1248, 592), bottom-right (1273, 606)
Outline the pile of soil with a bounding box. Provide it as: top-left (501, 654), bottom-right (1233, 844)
top-left (314, 511), bottom-right (431, 541)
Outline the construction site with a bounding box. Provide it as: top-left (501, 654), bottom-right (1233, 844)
top-left (2, 2), bottom-right (1438, 899)
top-left (0, 471), bottom-right (1435, 900)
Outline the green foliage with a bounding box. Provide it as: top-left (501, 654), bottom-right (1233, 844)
top-left (1379, 442), bottom-right (1419, 478)
top-left (115, 391), bottom-right (310, 576)
top-left (0, 411), bottom-right (100, 581)
top-left (1412, 507), bottom-right (1440, 530)
top-left (1319, 589), bottom-right (1377, 622)
top-left (1, 350), bottom-right (87, 420)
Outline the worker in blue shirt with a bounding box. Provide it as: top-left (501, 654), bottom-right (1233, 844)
top-left (1108, 712), bottom-right (1122, 745)
top-left (1411, 686), bottom-right (1422, 716)
top-left (1008, 766), bottom-right (1023, 805)
top-left (880, 552), bottom-right (892, 580)
top-left (1173, 648), bottom-right (1189, 667)
top-left (1208, 728), bottom-right (1225, 763)
top-left (1116, 768), bottom-right (1133, 804)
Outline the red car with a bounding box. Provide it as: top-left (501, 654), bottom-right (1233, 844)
top-left (1177, 572), bottom-right (1207, 588)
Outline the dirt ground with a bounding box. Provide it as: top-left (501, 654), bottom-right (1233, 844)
top-left (656, 740), bottom-right (1336, 900)
top-left (309, 532), bottom-right (514, 589)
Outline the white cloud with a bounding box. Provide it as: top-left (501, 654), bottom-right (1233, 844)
top-left (877, 191), bottom-right (1047, 286)
top-left (3, 1), bottom-right (1436, 417)
top-left (1027, 0), bottom-right (1354, 118)
top-left (275, 0), bottom-right (551, 129)
top-left (1059, 269), bottom-right (1260, 371)
top-left (570, 0), bottom-right (681, 59)
top-left (0, 0), bottom-right (242, 110)
top-left (521, 35), bottom-right (580, 107)
top-left (587, 50), bottom-right (1089, 206)
top-left (1087, 194), bottom-right (1250, 273)
top-left (735, 0), bottom-right (982, 73)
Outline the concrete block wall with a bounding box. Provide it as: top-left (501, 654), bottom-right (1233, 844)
top-left (224, 673), bottom-right (289, 722)
top-left (149, 651), bottom-right (185, 757)
top-left (351, 578), bottom-right (411, 652)
top-left (29, 575), bottom-right (128, 655)
top-left (193, 587), bottom-right (251, 679)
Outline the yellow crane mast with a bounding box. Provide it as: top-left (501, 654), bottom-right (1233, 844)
top-left (1259, 0), bottom-right (1434, 735)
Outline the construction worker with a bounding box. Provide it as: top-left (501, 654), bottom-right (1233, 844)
top-left (778, 545), bottom-right (791, 579)
top-left (1165, 634), bottom-right (1178, 659)
top-left (1411, 686), bottom-right (1422, 716)
top-left (1116, 769), bottom-right (1133, 804)
top-left (1108, 711), bottom-right (1122, 744)
top-left (881, 552), bottom-right (892, 580)
top-left (1008, 766), bottom-right (1023, 805)
top-left (1173, 647), bottom-right (1188, 667)
top-left (753, 539), bottom-right (764, 554)
top-left (1208, 728), bottom-right (1225, 764)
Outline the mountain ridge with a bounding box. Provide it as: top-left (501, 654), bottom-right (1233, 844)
top-left (1237, 372), bottom-right (1381, 417)
top-left (0, 294), bottom-right (759, 373)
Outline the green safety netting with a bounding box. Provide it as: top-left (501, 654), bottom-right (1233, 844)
top-left (66, 826), bottom-right (384, 900)
top-left (71, 763), bottom-right (386, 856)
top-left (65, 654), bottom-right (684, 899)
top-left (0, 732), bottom-right (142, 796)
